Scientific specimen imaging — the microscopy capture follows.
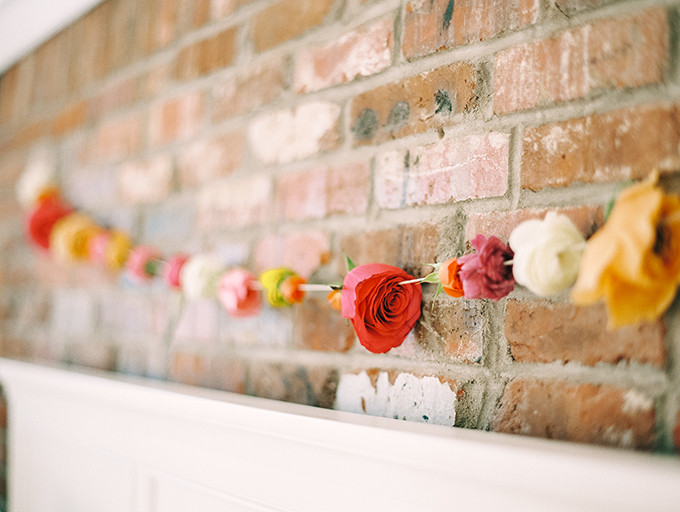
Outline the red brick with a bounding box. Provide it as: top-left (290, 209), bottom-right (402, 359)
top-left (403, 0), bottom-right (538, 59)
top-left (177, 130), bottom-right (245, 188)
top-left (119, 155), bottom-right (174, 204)
top-left (0, 59), bottom-right (34, 127)
top-left (176, 0), bottom-right (211, 33)
top-left (247, 102), bottom-right (341, 164)
top-left (89, 78), bottom-right (138, 118)
top-left (31, 34), bottom-right (69, 106)
top-left (294, 17), bottom-right (394, 93)
top-left (254, 232), bottom-right (330, 278)
top-left (494, 8), bottom-right (668, 114)
top-left (251, 0), bottom-right (336, 52)
top-left (350, 62), bottom-right (477, 144)
top-left (206, 355), bottom-right (247, 394)
top-left (416, 299), bottom-right (483, 363)
top-left (140, 61), bottom-right (174, 99)
top-left (505, 301), bottom-right (666, 367)
top-left (68, 4), bottom-right (110, 89)
top-left (293, 297), bottom-right (355, 352)
top-left (0, 121), bottom-right (48, 152)
top-left (212, 58), bottom-right (286, 120)
top-left (465, 206), bottom-right (603, 242)
top-left (247, 363), bottom-right (338, 408)
top-left (87, 113), bottom-right (143, 163)
top-left (492, 379), bottom-right (656, 449)
top-left (134, 0), bottom-right (180, 57)
top-left (149, 91), bottom-right (204, 146)
top-left (198, 174), bottom-right (271, 229)
top-left (554, 0), bottom-right (618, 15)
top-left (104, 0), bottom-right (137, 72)
top-left (67, 342), bottom-right (117, 371)
top-left (170, 352), bottom-right (211, 387)
top-left (339, 224), bottom-right (440, 278)
top-left (276, 162), bottom-right (370, 221)
top-left (52, 101), bottom-right (88, 136)
top-left (176, 27), bottom-right (237, 80)
top-left (522, 103), bottom-right (680, 191)
top-left (375, 133), bottom-right (508, 208)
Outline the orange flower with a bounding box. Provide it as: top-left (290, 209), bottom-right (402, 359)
top-left (280, 275), bottom-right (307, 304)
top-left (438, 257), bottom-right (464, 298)
top-left (572, 171), bottom-right (680, 327)
top-left (327, 290), bottom-right (343, 311)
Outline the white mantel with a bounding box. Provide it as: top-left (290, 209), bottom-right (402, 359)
top-left (0, 357), bottom-right (678, 511)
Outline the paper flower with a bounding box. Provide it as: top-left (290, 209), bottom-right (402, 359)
top-left (217, 268), bottom-right (262, 317)
top-left (509, 212), bottom-right (585, 296)
top-left (50, 212), bottom-right (100, 262)
top-left (458, 235), bottom-right (515, 300)
top-left (88, 232), bottom-right (111, 265)
top-left (126, 246), bottom-right (161, 282)
top-left (163, 254), bottom-right (189, 290)
top-left (105, 231), bottom-right (132, 270)
top-left (438, 257), bottom-right (464, 298)
top-left (180, 254), bottom-right (224, 300)
top-left (572, 172), bottom-right (680, 327)
top-left (26, 196), bottom-right (72, 250)
top-left (260, 268), bottom-right (296, 307)
top-left (280, 275), bottom-right (307, 304)
top-left (16, 157), bottom-right (58, 209)
top-left (327, 290), bottom-right (343, 311)
top-left (341, 263), bottom-right (422, 354)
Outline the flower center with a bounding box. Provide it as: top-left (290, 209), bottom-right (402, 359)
top-left (654, 221), bottom-right (673, 262)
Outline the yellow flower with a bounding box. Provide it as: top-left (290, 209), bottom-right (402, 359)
top-left (572, 172), bottom-right (680, 327)
top-left (260, 268), bottom-right (295, 307)
top-left (105, 231), bottom-right (131, 270)
top-left (50, 213), bottom-right (101, 263)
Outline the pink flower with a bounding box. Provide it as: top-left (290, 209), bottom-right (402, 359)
top-left (217, 268), bottom-right (262, 317)
top-left (126, 246), bottom-right (161, 283)
top-left (163, 254), bottom-right (189, 290)
top-left (88, 232), bottom-right (111, 265)
top-left (341, 263), bottom-right (422, 354)
top-left (458, 235), bottom-right (515, 300)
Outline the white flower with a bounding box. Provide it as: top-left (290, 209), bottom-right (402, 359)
top-left (509, 212), bottom-right (586, 297)
top-left (180, 254), bottom-right (225, 300)
top-left (16, 152), bottom-right (57, 209)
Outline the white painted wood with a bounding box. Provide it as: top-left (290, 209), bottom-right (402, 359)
top-left (0, 0), bottom-right (105, 73)
top-left (0, 358), bottom-right (679, 512)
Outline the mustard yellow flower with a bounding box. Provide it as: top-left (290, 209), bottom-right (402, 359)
top-left (572, 172), bottom-right (680, 327)
top-left (105, 231), bottom-right (132, 270)
top-left (260, 268), bottom-right (295, 307)
top-left (50, 213), bottom-right (101, 263)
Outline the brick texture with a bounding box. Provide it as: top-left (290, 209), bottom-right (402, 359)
top-left (505, 301), bottom-right (666, 367)
top-left (492, 379), bottom-right (656, 449)
top-left (149, 91), bottom-right (205, 147)
top-left (254, 232), bottom-right (330, 278)
top-left (495, 8), bottom-right (668, 114)
top-left (177, 130), bottom-right (245, 189)
top-left (176, 27), bottom-right (237, 80)
top-left (522, 103), bottom-right (680, 191)
top-left (293, 297), bottom-right (355, 352)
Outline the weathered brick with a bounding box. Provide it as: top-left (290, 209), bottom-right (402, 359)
top-left (339, 224), bottom-right (440, 278)
top-left (212, 59), bottom-right (286, 120)
top-left (375, 133), bottom-right (509, 208)
top-left (554, 0), bottom-right (618, 15)
top-left (104, 0), bottom-right (137, 72)
top-left (465, 206), bottom-right (603, 242)
top-left (294, 17), bottom-right (394, 93)
top-left (207, 355), bottom-right (247, 394)
top-left (31, 34), bottom-right (69, 106)
top-left (176, 27), bottom-right (237, 80)
top-left (254, 232), bottom-right (330, 278)
top-left (198, 174), bottom-right (271, 229)
top-left (293, 297), bottom-right (354, 352)
top-left (52, 101), bottom-right (88, 136)
top-left (119, 155), bottom-right (174, 205)
top-left (0, 59), bottom-right (33, 126)
top-left (64, 167), bottom-right (120, 209)
top-left (173, 300), bottom-right (221, 343)
top-left (149, 91), bottom-right (204, 146)
top-left (170, 352), bottom-right (211, 386)
top-left (68, 4), bottom-right (109, 90)
top-left (403, 0), bottom-right (538, 59)
top-left (252, 0), bottom-right (335, 52)
top-left (505, 301), bottom-right (665, 367)
top-left (522, 103), bottom-right (680, 191)
top-left (248, 102), bottom-right (341, 164)
top-left (351, 62), bottom-right (477, 144)
top-left (276, 162), bottom-right (370, 221)
top-left (417, 299), bottom-right (483, 363)
top-left (134, 0), bottom-right (180, 57)
top-left (492, 379), bottom-right (656, 449)
top-left (88, 113), bottom-right (143, 163)
top-left (177, 130), bottom-right (245, 188)
top-left (141, 60), bottom-right (174, 99)
top-left (50, 289), bottom-right (98, 339)
top-left (88, 78), bottom-right (138, 119)
top-left (494, 8), bottom-right (668, 114)
top-left (67, 342), bottom-right (117, 371)
top-left (247, 363), bottom-right (338, 408)
top-left (142, 196), bottom-right (197, 250)
top-left (176, 0), bottom-right (211, 33)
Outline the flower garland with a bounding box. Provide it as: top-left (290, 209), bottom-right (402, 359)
top-left (17, 165), bottom-right (680, 353)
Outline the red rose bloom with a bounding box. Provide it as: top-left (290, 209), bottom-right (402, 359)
top-left (341, 263), bottom-right (422, 354)
top-left (458, 235), bottom-right (515, 300)
top-left (26, 196), bottom-right (72, 250)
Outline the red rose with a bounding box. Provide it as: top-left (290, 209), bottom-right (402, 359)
top-left (25, 196), bottom-right (72, 250)
top-left (341, 263), bottom-right (422, 354)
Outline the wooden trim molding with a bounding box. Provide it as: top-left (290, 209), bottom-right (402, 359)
top-left (0, 358), bottom-right (678, 511)
top-left (0, 0), bottom-right (104, 74)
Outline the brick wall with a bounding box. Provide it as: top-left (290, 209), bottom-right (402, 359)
top-left (1, 0), bottom-right (680, 454)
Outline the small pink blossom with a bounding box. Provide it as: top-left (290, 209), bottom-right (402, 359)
top-left (458, 235), bottom-right (515, 300)
top-left (126, 246), bottom-right (161, 283)
top-left (163, 254), bottom-right (189, 290)
top-left (218, 268), bottom-right (262, 317)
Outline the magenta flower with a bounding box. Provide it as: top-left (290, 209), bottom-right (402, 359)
top-left (459, 235), bottom-right (515, 300)
top-left (218, 268), bottom-right (262, 317)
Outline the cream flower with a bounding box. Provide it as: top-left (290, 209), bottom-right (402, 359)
top-left (180, 254), bottom-right (225, 300)
top-left (16, 154), bottom-right (57, 209)
top-left (509, 212), bottom-right (585, 296)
